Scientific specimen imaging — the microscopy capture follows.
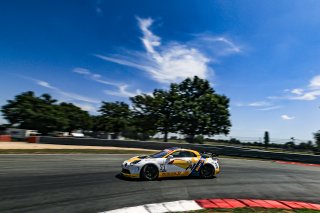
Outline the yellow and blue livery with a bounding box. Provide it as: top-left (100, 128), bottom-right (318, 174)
top-left (121, 147), bottom-right (220, 180)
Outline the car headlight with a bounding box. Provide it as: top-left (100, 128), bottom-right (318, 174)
top-left (131, 160), bottom-right (141, 164)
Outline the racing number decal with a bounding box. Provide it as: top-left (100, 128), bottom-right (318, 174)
top-left (160, 164), bottom-right (166, 172)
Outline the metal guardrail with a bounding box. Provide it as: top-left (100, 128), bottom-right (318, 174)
top-left (39, 136), bottom-right (320, 164)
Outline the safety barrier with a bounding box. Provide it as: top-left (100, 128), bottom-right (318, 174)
top-left (38, 136), bottom-right (320, 164)
top-left (27, 136), bottom-right (39, 143)
top-left (0, 135), bottom-right (11, 142)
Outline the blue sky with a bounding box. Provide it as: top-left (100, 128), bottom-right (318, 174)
top-left (1, 0), bottom-right (320, 141)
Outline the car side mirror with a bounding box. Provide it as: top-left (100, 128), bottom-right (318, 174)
top-left (166, 155), bottom-right (173, 163)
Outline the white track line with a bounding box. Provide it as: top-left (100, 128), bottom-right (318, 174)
top-left (101, 200), bottom-right (203, 213)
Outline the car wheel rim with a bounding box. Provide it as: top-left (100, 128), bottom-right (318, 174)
top-left (202, 165), bottom-right (213, 177)
top-left (145, 166), bottom-right (157, 179)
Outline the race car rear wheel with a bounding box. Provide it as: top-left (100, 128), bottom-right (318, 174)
top-left (141, 164), bottom-right (159, 181)
top-left (200, 164), bottom-right (215, 179)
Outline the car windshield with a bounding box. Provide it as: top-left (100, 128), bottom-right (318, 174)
top-left (149, 150), bottom-right (169, 158)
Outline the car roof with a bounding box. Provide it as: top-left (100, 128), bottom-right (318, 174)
top-left (165, 147), bottom-right (200, 155)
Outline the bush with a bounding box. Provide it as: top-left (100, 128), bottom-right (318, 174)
top-left (229, 138), bottom-right (241, 144)
top-left (194, 135), bottom-right (204, 144)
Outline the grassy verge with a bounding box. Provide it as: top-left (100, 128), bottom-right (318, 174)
top-left (0, 149), bottom-right (156, 154)
top-left (180, 208), bottom-right (320, 213)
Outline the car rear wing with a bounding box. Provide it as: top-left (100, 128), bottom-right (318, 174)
top-left (200, 151), bottom-right (219, 158)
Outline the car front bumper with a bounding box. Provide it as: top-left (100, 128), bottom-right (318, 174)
top-left (121, 162), bottom-right (141, 178)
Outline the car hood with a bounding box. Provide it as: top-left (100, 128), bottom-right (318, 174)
top-left (126, 155), bottom-right (149, 163)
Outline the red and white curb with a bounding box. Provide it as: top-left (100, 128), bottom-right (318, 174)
top-left (102, 199), bottom-right (320, 213)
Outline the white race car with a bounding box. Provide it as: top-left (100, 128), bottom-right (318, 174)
top-left (121, 147), bottom-right (220, 180)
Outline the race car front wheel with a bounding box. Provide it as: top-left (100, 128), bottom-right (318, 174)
top-left (141, 164), bottom-right (159, 181)
top-left (200, 164), bottom-right (215, 179)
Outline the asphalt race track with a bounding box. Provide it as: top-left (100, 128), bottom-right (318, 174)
top-left (0, 155), bottom-right (320, 213)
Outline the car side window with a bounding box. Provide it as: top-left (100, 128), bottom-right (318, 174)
top-left (171, 151), bottom-right (181, 157)
top-left (171, 151), bottom-right (196, 158)
top-left (183, 151), bottom-right (197, 157)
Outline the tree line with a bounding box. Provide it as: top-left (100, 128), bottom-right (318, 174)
top-left (1, 76), bottom-right (231, 143)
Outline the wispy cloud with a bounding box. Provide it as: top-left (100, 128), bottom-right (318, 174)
top-left (235, 101), bottom-right (281, 111)
top-left (22, 75), bottom-right (100, 104)
top-left (258, 105), bottom-right (282, 111)
top-left (73, 67), bottom-right (143, 98)
top-left (104, 85), bottom-right (141, 98)
top-left (271, 75), bottom-right (320, 101)
top-left (309, 75), bottom-right (320, 88)
top-left (190, 34), bottom-right (242, 58)
top-left (73, 102), bottom-right (97, 113)
top-left (73, 67), bottom-right (120, 87)
top-left (291, 88), bottom-right (304, 95)
top-left (248, 101), bottom-right (272, 107)
top-left (95, 0), bottom-right (103, 16)
top-left (235, 101), bottom-right (271, 107)
top-left (281, 114), bottom-right (295, 120)
top-left (95, 17), bottom-right (241, 83)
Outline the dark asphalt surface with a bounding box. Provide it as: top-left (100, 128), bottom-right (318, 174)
top-left (0, 154), bottom-right (320, 213)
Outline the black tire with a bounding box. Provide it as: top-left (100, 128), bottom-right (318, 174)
top-left (200, 164), bottom-right (215, 179)
top-left (141, 164), bottom-right (159, 181)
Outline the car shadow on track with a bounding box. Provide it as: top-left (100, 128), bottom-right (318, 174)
top-left (115, 173), bottom-right (216, 182)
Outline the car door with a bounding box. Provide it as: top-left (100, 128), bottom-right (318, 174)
top-left (164, 151), bottom-right (198, 177)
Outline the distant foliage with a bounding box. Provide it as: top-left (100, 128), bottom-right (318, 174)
top-left (130, 76), bottom-right (231, 142)
top-left (1, 76), bottom-right (231, 142)
top-left (193, 135), bottom-right (204, 144)
top-left (95, 102), bottom-right (131, 137)
top-left (264, 131), bottom-right (270, 147)
top-left (314, 131), bottom-right (320, 149)
top-left (229, 138), bottom-right (241, 144)
top-left (1, 91), bottom-right (91, 134)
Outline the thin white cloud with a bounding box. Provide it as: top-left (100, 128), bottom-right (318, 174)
top-left (25, 76), bottom-right (100, 104)
top-left (309, 75), bottom-right (320, 88)
top-left (235, 100), bottom-right (281, 111)
top-left (37, 80), bottom-right (56, 89)
top-left (73, 68), bottom-right (90, 75)
top-left (258, 105), bottom-right (282, 111)
top-left (281, 114), bottom-right (295, 120)
top-left (95, 0), bottom-right (103, 16)
top-left (73, 67), bottom-right (120, 87)
top-left (95, 17), bottom-right (241, 83)
top-left (291, 88), bottom-right (304, 95)
top-left (192, 34), bottom-right (242, 57)
top-left (73, 67), bottom-right (145, 98)
top-left (289, 92), bottom-right (319, 101)
top-left (104, 85), bottom-right (141, 98)
top-left (137, 17), bottom-right (161, 57)
top-left (235, 101), bottom-right (272, 107)
top-left (271, 75), bottom-right (320, 101)
top-left (248, 101), bottom-right (272, 107)
top-left (73, 103), bottom-right (97, 112)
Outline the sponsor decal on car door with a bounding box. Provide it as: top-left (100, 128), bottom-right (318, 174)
top-left (161, 151), bottom-right (197, 177)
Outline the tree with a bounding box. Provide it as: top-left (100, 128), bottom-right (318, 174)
top-left (97, 101), bottom-right (131, 137)
top-left (130, 94), bottom-right (158, 138)
top-left (1, 91), bottom-right (93, 134)
top-left (174, 76), bottom-right (231, 142)
top-left (130, 87), bottom-right (178, 142)
top-left (264, 131), bottom-right (270, 148)
top-left (314, 130), bottom-right (320, 149)
top-left (59, 103), bottom-right (92, 132)
top-left (1, 91), bottom-right (68, 134)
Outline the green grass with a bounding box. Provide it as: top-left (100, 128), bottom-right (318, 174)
top-left (180, 208), bottom-right (320, 213)
top-left (0, 149), bottom-right (156, 154)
